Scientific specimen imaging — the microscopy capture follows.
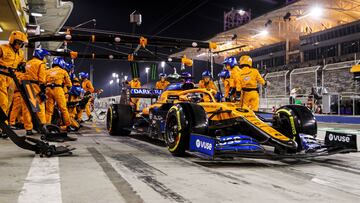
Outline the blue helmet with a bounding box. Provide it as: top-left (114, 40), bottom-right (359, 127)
top-left (79, 72), bottom-right (89, 79)
top-left (223, 57), bottom-right (238, 68)
top-left (33, 48), bottom-right (50, 60)
top-left (52, 57), bottom-right (66, 68)
top-left (202, 70), bottom-right (211, 78)
top-left (69, 86), bottom-right (85, 96)
top-left (181, 72), bottom-right (192, 82)
top-left (218, 70), bottom-right (230, 79)
top-left (159, 73), bottom-right (167, 78)
top-left (64, 62), bottom-right (74, 72)
top-left (181, 72), bottom-right (192, 78)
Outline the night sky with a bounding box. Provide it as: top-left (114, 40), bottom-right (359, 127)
top-left (64, 0), bottom-right (284, 96)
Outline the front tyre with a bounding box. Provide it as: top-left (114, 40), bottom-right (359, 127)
top-left (273, 105), bottom-right (317, 152)
top-left (165, 105), bottom-right (190, 156)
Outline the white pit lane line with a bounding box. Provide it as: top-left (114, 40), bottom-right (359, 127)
top-left (18, 156), bottom-right (62, 203)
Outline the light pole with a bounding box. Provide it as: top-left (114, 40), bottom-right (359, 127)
top-left (109, 80), bottom-right (114, 96)
top-left (116, 78), bottom-right (120, 95)
top-left (111, 73), bottom-right (119, 95)
top-left (145, 67), bottom-right (150, 84)
top-left (161, 61), bottom-right (165, 73)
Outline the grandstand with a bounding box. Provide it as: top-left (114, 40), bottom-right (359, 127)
top-left (173, 0), bottom-right (360, 115)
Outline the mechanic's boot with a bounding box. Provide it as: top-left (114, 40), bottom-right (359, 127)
top-left (67, 126), bottom-right (78, 132)
top-left (10, 125), bottom-right (18, 130)
top-left (86, 115), bottom-right (93, 122)
top-left (14, 122), bottom-right (24, 129)
top-left (26, 130), bottom-right (34, 136)
top-left (1, 132), bottom-right (8, 139)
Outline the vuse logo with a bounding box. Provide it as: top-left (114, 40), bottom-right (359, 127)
top-left (195, 139), bottom-right (212, 150)
top-left (328, 133), bottom-right (350, 143)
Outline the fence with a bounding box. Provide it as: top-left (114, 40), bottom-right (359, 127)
top-left (290, 66), bottom-right (321, 94)
top-left (322, 60), bottom-right (359, 93)
top-left (264, 70), bottom-right (289, 98)
top-left (94, 96), bottom-right (121, 110)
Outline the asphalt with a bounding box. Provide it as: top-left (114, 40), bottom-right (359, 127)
top-left (0, 119), bottom-right (359, 203)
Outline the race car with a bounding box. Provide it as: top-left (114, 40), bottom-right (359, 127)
top-left (106, 82), bottom-right (358, 159)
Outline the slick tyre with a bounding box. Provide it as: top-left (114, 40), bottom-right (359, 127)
top-left (106, 104), bottom-right (133, 136)
top-left (273, 105), bottom-right (317, 152)
top-left (165, 104), bottom-right (190, 156)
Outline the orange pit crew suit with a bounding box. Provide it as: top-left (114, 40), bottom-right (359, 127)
top-left (0, 31), bottom-right (27, 117)
top-left (9, 55), bottom-right (48, 132)
top-left (45, 58), bottom-right (72, 128)
top-left (155, 79), bottom-right (170, 90)
top-left (129, 78), bottom-right (141, 110)
top-left (198, 71), bottom-right (218, 102)
top-left (155, 73), bottom-right (170, 90)
top-left (218, 70), bottom-right (233, 100)
top-left (77, 76), bottom-right (94, 121)
top-left (238, 55), bottom-right (266, 111)
top-left (68, 79), bottom-right (83, 130)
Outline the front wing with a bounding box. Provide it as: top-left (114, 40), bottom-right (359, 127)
top-left (188, 133), bottom-right (358, 160)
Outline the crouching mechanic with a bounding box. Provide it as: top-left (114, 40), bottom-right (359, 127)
top-left (77, 72), bottom-right (94, 122)
top-left (238, 55), bottom-right (267, 111)
top-left (155, 73), bottom-right (170, 90)
top-left (45, 57), bottom-right (72, 131)
top-left (0, 31), bottom-right (27, 138)
top-left (128, 77), bottom-right (141, 110)
top-left (223, 57), bottom-right (242, 101)
top-left (68, 85), bottom-right (84, 131)
top-left (218, 70), bottom-right (233, 101)
top-left (9, 48), bottom-right (50, 135)
top-left (198, 70), bottom-right (218, 102)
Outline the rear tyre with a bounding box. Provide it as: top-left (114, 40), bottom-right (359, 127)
top-left (106, 104), bottom-right (134, 136)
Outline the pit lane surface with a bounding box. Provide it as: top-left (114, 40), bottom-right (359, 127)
top-left (0, 120), bottom-right (359, 203)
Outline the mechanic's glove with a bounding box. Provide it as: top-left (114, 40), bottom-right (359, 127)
top-left (17, 62), bottom-right (26, 73)
top-left (229, 87), bottom-right (236, 95)
top-left (225, 96), bottom-right (231, 102)
top-left (38, 92), bottom-right (47, 102)
top-left (263, 81), bottom-right (268, 88)
top-left (40, 84), bottom-right (46, 92)
top-left (84, 91), bottom-right (91, 97)
top-left (235, 91), bottom-right (242, 102)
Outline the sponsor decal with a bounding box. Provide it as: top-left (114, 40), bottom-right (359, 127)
top-left (217, 135), bottom-right (259, 146)
top-left (130, 88), bottom-right (162, 95)
top-left (195, 139), bottom-right (213, 150)
top-left (189, 134), bottom-right (215, 156)
top-left (328, 133), bottom-right (350, 143)
top-left (289, 116), bottom-right (297, 135)
top-left (325, 131), bottom-right (357, 150)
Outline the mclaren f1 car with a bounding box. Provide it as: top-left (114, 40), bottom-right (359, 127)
top-left (106, 82), bottom-right (358, 160)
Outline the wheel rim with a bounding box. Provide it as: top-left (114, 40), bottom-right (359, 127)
top-left (166, 115), bottom-right (179, 144)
